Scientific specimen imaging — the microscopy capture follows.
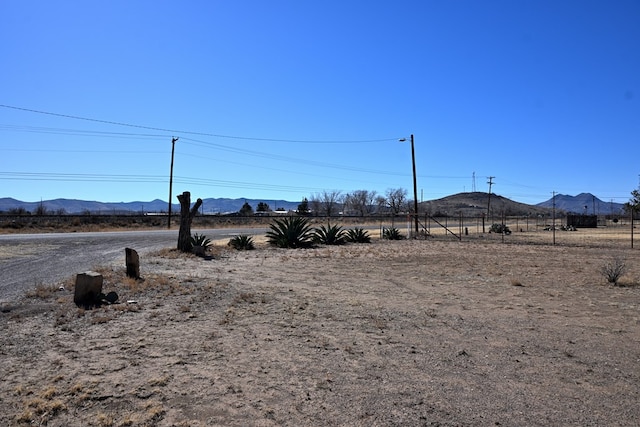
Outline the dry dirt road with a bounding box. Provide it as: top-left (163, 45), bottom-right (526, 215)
top-left (1, 238), bottom-right (639, 426)
top-left (0, 228), bottom-right (267, 302)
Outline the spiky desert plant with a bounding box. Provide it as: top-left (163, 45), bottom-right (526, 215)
top-left (190, 233), bottom-right (212, 248)
top-left (313, 223), bottom-right (346, 245)
top-left (345, 227), bottom-right (371, 243)
top-left (382, 226), bottom-right (404, 240)
top-left (266, 216), bottom-right (314, 248)
top-left (228, 234), bottom-right (255, 250)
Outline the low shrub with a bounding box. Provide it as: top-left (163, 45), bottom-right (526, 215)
top-left (489, 223), bottom-right (511, 234)
top-left (601, 256), bottom-right (626, 285)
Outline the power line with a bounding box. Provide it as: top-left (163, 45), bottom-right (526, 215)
top-left (180, 137), bottom-right (407, 177)
top-left (0, 104), bottom-right (401, 143)
top-left (5, 148), bottom-right (166, 155)
top-left (1, 120), bottom-right (471, 181)
top-left (0, 172), bottom-right (326, 194)
top-left (180, 137), bottom-right (471, 180)
top-left (0, 172), bottom-right (165, 183)
top-left (0, 124), bottom-right (167, 139)
top-left (177, 151), bottom-right (385, 185)
top-left (2, 123), bottom-right (406, 176)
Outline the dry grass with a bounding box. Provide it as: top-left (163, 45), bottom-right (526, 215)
top-left (25, 282), bottom-right (61, 299)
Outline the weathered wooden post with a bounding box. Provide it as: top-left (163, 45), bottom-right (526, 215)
top-left (125, 248), bottom-right (140, 279)
top-left (177, 191), bottom-right (203, 252)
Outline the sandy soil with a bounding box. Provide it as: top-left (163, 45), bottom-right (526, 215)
top-left (1, 237), bottom-right (639, 426)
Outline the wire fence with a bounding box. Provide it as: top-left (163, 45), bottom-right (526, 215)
top-left (373, 213), bottom-right (638, 250)
top-left (2, 212), bottom-right (637, 250)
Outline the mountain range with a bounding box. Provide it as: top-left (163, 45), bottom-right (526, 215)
top-left (0, 197), bottom-right (300, 215)
top-left (536, 192), bottom-right (625, 215)
top-left (0, 193), bottom-right (627, 216)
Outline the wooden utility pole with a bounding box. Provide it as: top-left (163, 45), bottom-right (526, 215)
top-left (486, 176), bottom-right (495, 223)
top-left (631, 209), bottom-right (634, 249)
top-left (552, 191), bottom-right (556, 246)
top-left (399, 134), bottom-right (420, 238)
top-left (168, 137), bottom-right (178, 229)
top-left (410, 134), bottom-right (419, 237)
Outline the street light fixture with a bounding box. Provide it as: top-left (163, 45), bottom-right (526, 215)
top-left (399, 134), bottom-right (419, 237)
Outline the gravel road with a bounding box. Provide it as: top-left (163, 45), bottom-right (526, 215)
top-left (0, 227), bottom-right (266, 302)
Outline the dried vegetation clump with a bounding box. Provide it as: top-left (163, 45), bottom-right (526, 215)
top-left (600, 255), bottom-right (628, 286)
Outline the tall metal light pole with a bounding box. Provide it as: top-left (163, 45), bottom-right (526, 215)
top-left (400, 134), bottom-right (419, 237)
top-left (168, 136), bottom-right (178, 229)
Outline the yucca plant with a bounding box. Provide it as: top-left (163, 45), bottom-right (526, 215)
top-left (345, 227), bottom-right (371, 243)
top-left (228, 234), bottom-right (255, 250)
top-left (313, 223), bottom-right (346, 245)
top-left (190, 233), bottom-right (212, 248)
top-left (266, 216), bottom-right (314, 248)
top-left (382, 227), bottom-right (404, 240)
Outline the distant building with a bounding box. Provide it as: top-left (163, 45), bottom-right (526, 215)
top-left (566, 214), bottom-right (598, 228)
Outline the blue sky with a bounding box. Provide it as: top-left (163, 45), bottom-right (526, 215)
top-left (1, 0), bottom-right (639, 206)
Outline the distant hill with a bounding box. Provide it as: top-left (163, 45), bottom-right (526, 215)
top-left (536, 193), bottom-right (625, 215)
top-left (2, 192), bottom-right (623, 217)
top-left (0, 198), bottom-right (172, 214)
top-left (0, 197), bottom-right (300, 215)
top-left (421, 192), bottom-right (552, 217)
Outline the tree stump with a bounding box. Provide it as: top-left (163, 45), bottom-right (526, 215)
top-left (177, 191), bottom-right (203, 252)
top-left (74, 271), bottom-right (103, 307)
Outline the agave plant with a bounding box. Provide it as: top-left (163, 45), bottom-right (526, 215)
top-left (266, 216), bottom-right (314, 248)
top-left (190, 233), bottom-right (212, 248)
top-left (345, 227), bottom-right (371, 243)
top-left (313, 223), bottom-right (346, 245)
top-left (382, 227), bottom-right (404, 240)
top-left (228, 234), bottom-right (255, 250)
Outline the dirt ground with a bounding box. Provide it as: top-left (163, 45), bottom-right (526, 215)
top-left (1, 235), bottom-right (639, 426)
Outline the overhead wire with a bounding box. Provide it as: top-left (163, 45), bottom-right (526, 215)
top-left (0, 105), bottom-right (468, 181)
top-left (0, 105), bottom-right (418, 186)
top-left (0, 124), bottom-right (167, 140)
top-left (0, 171), bottom-right (322, 194)
top-left (3, 104), bottom-right (634, 204)
top-left (0, 104), bottom-right (401, 143)
top-left (177, 152), bottom-right (382, 185)
top-left (5, 148), bottom-right (166, 155)
top-left (6, 104), bottom-right (586, 201)
top-left (0, 172), bottom-right (165, 183)
top-left (1, 122), bottom-right (466, 181)
top-left (179, 137), bottom-right (408, 177)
